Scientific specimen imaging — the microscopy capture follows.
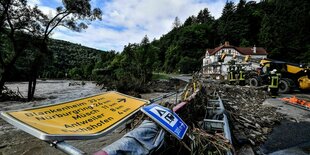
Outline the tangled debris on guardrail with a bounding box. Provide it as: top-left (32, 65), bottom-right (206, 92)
top-left (205, 83), bottom-right (284, 152)
top-left (124, 75), bottom-right (234, 155)
top-left (192, 127), bottom-right (232, 153)
top-left (103, 74), bottom-right (284, 155)
top-left (162, 76), bottom-right (284, 154)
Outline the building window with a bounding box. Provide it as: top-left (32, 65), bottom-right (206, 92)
top-left (228, 50), bottom-right (231, 54)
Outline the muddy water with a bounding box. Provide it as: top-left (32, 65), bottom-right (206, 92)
top-left (4, 80), bottom-right (104, 108)
top-left (0, 80), bottom-right (176, 155)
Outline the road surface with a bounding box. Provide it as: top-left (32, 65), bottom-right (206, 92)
top-left (261, 93), bottom-right (310, 155)
top-left (169, 74), bottom-right (192, 82)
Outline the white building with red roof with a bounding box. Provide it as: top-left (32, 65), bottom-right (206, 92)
top-left (203, 41), bottom-right (268, 79)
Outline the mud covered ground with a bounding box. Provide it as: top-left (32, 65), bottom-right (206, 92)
top-left (0, 80), bottom-right (178, 155)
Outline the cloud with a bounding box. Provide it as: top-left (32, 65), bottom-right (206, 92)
top-left (27, 0), bottom-right (41, 6)
top-left (41, 0), bottom-right (260, 51)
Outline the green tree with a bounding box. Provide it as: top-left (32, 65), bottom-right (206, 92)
top-left (218, 1), bottom-right (237, 44)
top-left (259, 0), bottom-right (310, 62)
top-left (164, 45), bottom-right (180, 72)
top-left (184, 16), bottom-right (196, 26)
top-left (172, 16), bottom-right (181, 29)
top-left (0, 0), bottom-right (36, 96)
top-left (178, 57), bottom-right (199, 73)
top-left (68, 67), bottom-right (82, 79)
top-left (27, 0), bottom-right (102, 100)
top-left (197, 8), bottom-right (214, 25)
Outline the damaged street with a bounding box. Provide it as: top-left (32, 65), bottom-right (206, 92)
top-left (1, 0), bottom-right (310, 154)
top-left (0, 75), bottom-right (310, 155)
top-left (206, 83), bottom-right (310, 155)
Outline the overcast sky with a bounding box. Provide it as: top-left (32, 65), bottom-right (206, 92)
top-left (28, 0), bottom-right (260, 52)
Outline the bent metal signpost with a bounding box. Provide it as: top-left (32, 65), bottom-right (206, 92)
top-left (0, 91), bottom-right (148, 141)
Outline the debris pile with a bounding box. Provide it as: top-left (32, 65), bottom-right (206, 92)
top-left (127, 81), bottom-right (232, 155)
top-left (207, 84), bottom-right (284, 146)
top-left (126, 78), bottom-right (283, 155)
top-left (191, 127), bottom-right (232, 154)
top-left (162, 84), bottom-right (233, 155)
top-left (0, 86), bottom-right (24, 101)
top-left (68, 81), bottom-right (85, 86)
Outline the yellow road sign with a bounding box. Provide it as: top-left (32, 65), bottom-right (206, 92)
top-left (1, 91), bottom-right (148, 140)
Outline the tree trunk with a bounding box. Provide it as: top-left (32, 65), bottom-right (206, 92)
top-left (27, 42), bottom-right (48, 101)
top-left (0, 63), bottom-right (14, 95)
top-left (27, 79), bottom-right (33, 101)
top-left (0, 71), bottom-right (8, 94)
top-left (31, 78), bottom-right (36, 98)
top-left (27, 56), bottom-right (40, 101)
top-left (27, 75), bottom-right (37, 101)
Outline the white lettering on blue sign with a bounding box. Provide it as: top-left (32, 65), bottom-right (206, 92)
top-left (141, 104), bottom-right (188, 140)
top-left (150, 107), bottom-right (177, 127)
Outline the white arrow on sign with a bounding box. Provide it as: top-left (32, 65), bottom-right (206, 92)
top-left (150, 107), bottom-right (177, 127)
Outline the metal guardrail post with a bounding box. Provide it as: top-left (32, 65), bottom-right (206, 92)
top-left (218, 96), bottom-right (233, 155)
top-left (48, 141), bottom-right (86, 155)
top-left (149, 90), bottom-right (183, 103)
top-left (205, 96), bottom-right (233, 155)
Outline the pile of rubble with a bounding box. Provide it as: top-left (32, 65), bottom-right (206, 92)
top-left (127, 80), bottom-right (283, 155)
top-left (207, 84), bottom-right (284, 146)
top-left (165, 84), bottom-right (233, 155)
top-left (68, 81), bottom-right (86, 86)
top-left (0, 86), bottom-right (25, 101)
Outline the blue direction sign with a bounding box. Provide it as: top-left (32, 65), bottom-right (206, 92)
top-left (141, 104), bottom-right (188, 140)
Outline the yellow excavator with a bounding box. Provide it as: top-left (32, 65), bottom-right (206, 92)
top-left (250, 59), bottom-right (310, 93)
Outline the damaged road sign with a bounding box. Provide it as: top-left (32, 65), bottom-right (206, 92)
top-left (141, 104), bottom-right (188, 140)
top-left (0, 91), bottom-right (148, 141)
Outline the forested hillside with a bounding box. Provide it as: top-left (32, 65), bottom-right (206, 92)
top-left (97, 0), bottom-right (310, 92)
top-left (5, 39), bottom-right (116, 81)
top-left (42, 40), bottom-right (116, 80)
top-left (150, 0), bottom-right (310, 73)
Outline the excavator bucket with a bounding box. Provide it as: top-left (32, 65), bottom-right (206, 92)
top-left (298, 76), bottom-right (310, 90)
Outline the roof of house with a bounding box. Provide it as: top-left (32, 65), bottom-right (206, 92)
top-left (207, 44), bottom-right (267, 55)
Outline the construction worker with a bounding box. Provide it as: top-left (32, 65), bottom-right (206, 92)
top-left (229, 66), bottom-right (236, 85)
top-left (227, 66), bottom-right (232, 82)
top-left (269, 69), bottom-right (279, 98)
top-left (257, 66), bottom-right (262, 75)
top-left (239, 66), bottom-right (245, 86)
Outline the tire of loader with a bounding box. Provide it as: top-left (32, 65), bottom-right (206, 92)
top-left (279, 78), bottom-right (291, 93)
top-left (250, 77), bottom-right (261, 87)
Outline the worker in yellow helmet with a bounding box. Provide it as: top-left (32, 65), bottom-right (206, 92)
top-left (238, 66), bottom-right (245, 86)
top-left (268, 69), bottom-right (279, 98)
